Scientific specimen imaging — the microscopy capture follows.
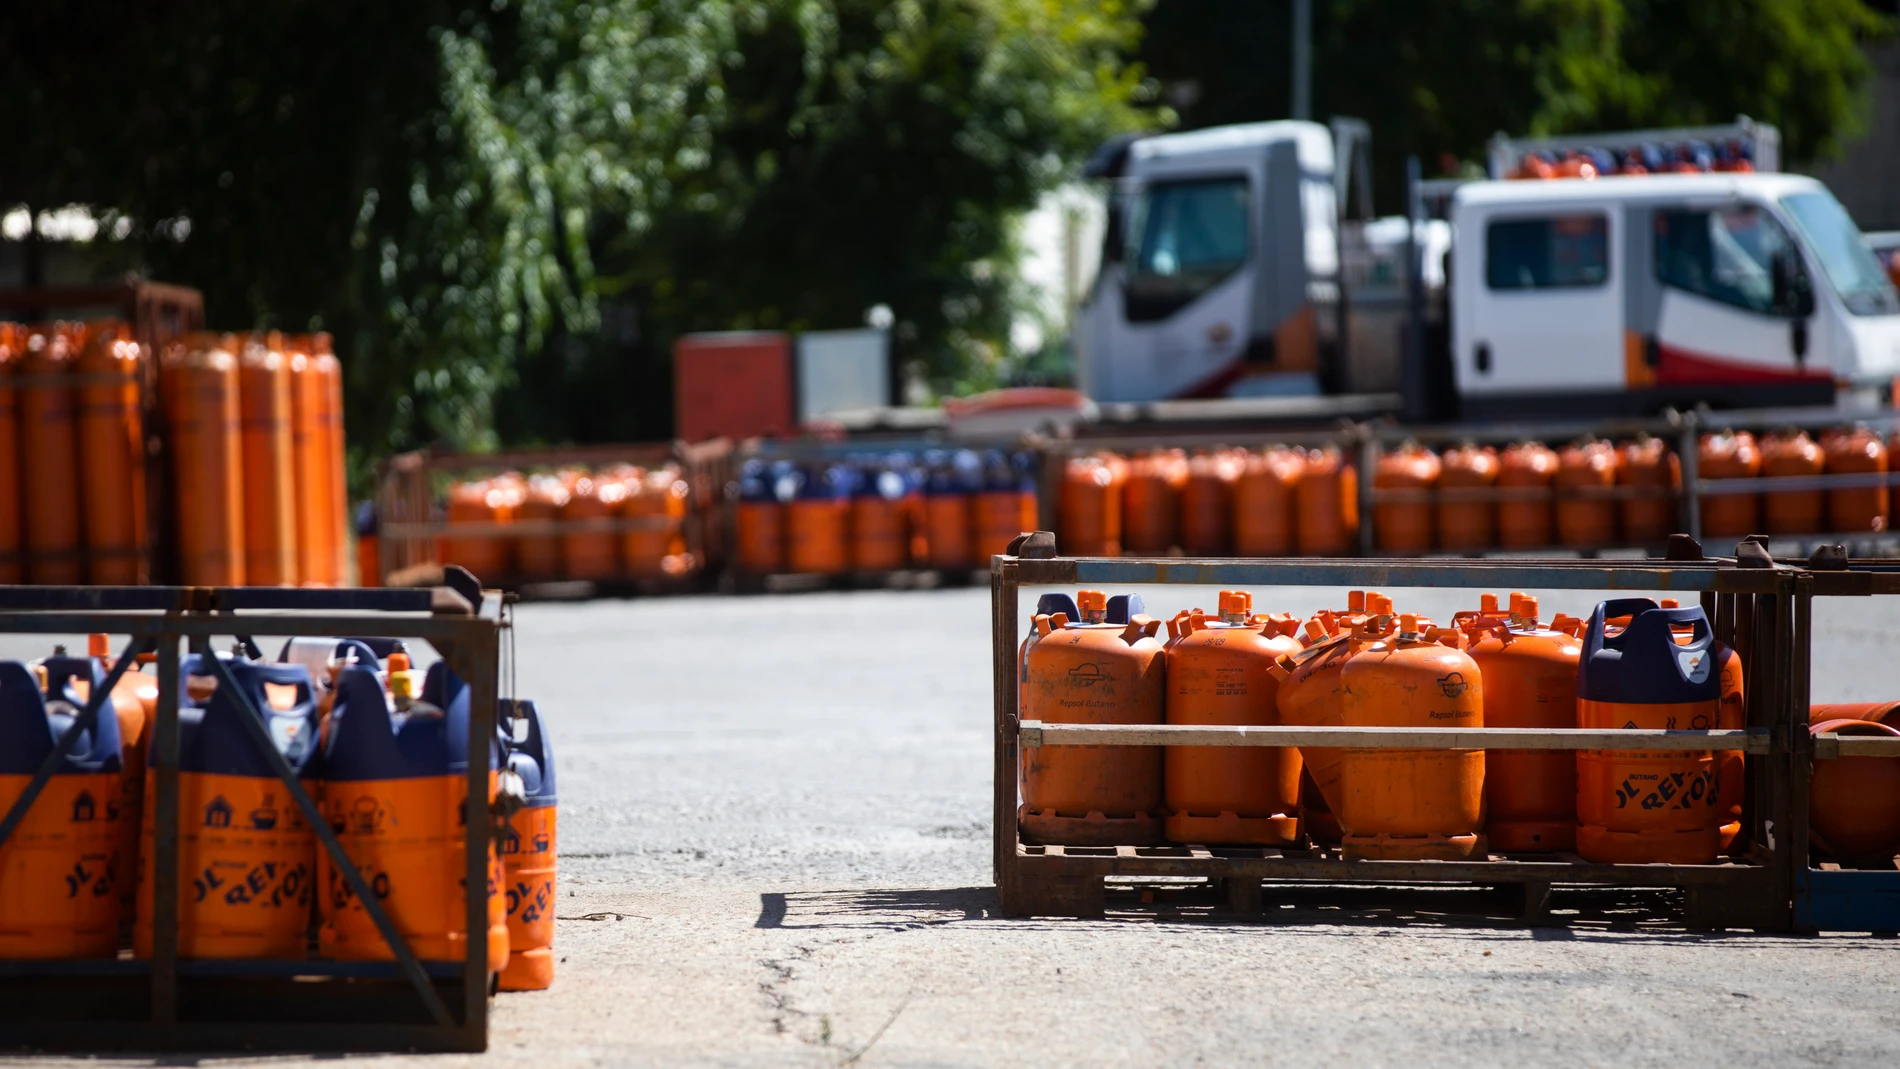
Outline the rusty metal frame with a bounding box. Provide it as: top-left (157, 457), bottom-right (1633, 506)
top-left (0, 584), bottom-right (500, 1053)
top-left (991, 540), bottom-right (1806, 928)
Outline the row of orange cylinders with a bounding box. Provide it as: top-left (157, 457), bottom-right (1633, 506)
top-left (0, 324), bottom-right (349, 586)
top-left (1699, 427), bottom-right (1890, 538)
top-left (441, 466), bottom-right (693, 582)
top-left (1373, 436), bottom-right (1679, 553)
top-left (1058, 446), bottom-right (1359, 558)
top-left (1019, 588), bottom-right (1747, 864)
top-left (735, 486), bottom-right (1034, 576)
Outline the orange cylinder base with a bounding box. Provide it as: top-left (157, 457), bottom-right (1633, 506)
top-left (1342, 831), bottom-right (1487, 861)
top-left (1018, 806), bottom-right (1163, 847)
top-left (1485, 818), bottom-right (1574, 853)
top-left (500, 946), bottom-right (555, 991)
top-left (1165, 811), bottom-right (1299, 847)
top-left (1575, 823), bottom-right (1719, 865)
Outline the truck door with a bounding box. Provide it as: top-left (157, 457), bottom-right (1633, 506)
top-left (1645, 203), bottom-right (1828, 387)
top-left (1458, 210), bottom-right (1622, 400)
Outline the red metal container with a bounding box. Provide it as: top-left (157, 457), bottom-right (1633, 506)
top-left (673, 332), bottom-right (793, 443)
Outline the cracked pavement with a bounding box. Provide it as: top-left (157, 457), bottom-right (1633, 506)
top-left (11, 584), bottom-right (1899, 1066)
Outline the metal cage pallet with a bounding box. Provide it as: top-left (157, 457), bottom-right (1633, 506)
top-left (0, 582), bottom-right (501, 1053)
top-left (990, 535), bottom-right (1900, 931)
top-left (375, 438), bottom-right (734, 589)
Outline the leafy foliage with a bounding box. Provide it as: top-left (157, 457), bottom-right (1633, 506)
top-left (1143, 0), bottom-right (1894, 211)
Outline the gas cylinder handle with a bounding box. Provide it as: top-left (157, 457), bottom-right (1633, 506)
top-left (1585, 597), bottom-right (1659, 659)
top-left (1034, 613), bottom-right (1055, 638)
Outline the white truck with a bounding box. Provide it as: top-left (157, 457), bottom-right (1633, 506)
top-left (1077, 118), bottom-right (1900, 417)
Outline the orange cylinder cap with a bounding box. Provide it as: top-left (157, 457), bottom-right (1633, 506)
top-left (1367, 593), bottom-right (1393, 614)
top-left (1219, 590), bottom-right (1251, 616)
top-left (1659, 598), bottom-right (1680, 609)
top-left (1398, 613), bottom-right (1420, 633)
top-left (1479, 593), bottom-right (1499, 614)
top-left (1077, 590), bottom-right (1108, 613)
top-left (1347, 590), bottom-right (1366, 611)
top-left (1516, 595), bottom-right (1539, 620)
top-left (87, 633), bottom-right (110, 659)
top-left (1303, 618), bottom-right (1328, 642)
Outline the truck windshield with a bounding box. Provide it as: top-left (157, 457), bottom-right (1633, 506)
top-left (1122, 177), bottom-right (1249, 321)
top-left (1780, 191), bottom-right (1900, 317)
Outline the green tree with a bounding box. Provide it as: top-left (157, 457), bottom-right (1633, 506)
top-left (1142, 0), bottom-right (1893, 211)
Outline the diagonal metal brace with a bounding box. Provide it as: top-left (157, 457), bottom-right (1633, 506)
top-left (197, 642), bottom-right (454, 1027)
top-left (0, 636), bottom-right (150, 852)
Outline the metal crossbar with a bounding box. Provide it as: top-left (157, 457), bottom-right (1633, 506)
top-left (1017, 722), bottom-right (1773, 754)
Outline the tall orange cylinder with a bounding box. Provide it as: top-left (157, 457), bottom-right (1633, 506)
top-left (444, 479), bottom-right (516, 581)
top-left (561, 476), bottom-right (623, 580)
top-left (1164, 592), bottom-right (1303, 845)
top-left (312, 335), bottom-right (349, 585)
top-left (1616, 435), bottom-right (1678, 544)
top-left (1466, 594), bottom-right (1581, 851)
top-left (1295, 447), bottom-right (1358, 555)
top-left (1555, 438), bottom-right (1618, 548)
top-left (1496, 441), bottom-right (1557, 549)
top-left (1179, 450), bottom-right (1239, 555)
top-left (1373, 441), bottom-right (1439, 554)
top-left (1233, 447), bottom-right (1301, 556)
top-left (514, 475), bottom-right (568, 579)
top-left (0, 326), bottom-right (22, 583)
top-left (1759, 428), bottom-right (1824, 535)
top-left (76, 324), bottom-right (148, 584)
top-left (1821, 425), bottom-right (1888, 534)
top-left (1275, 591), bottom-right (1387, 840)
top-left (237, 336), bottom-right (299, 586)
top-left (1120, 450), bottom-right (1185, 554)
top-left (163, 335), bottom-right (246, 586)
top-left (20, 327), bottom-right (84, 583)
top-left (1337, 615), bottom-right (1486, 860)
top-left (1436, 443), bottom-right (1498, 552)
top-left (1020, 590), bottom-right (1164, 845)
top-left (623, 466), bottom-right (689, 577)
top-left (1697, 430), bottom-right (1761, 541)
top-left (1058, 455), bottom-right (1122, 556)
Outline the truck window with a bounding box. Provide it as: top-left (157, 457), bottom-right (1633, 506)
top-left (1654, 206), bottom-right (1805, 316)
top-left (1123, 176), bottom-right (1250, 321)
top-left (1484, 216), bottom-right (1608, 290)
top-left (1780, 191), bottom-right (1900, 317)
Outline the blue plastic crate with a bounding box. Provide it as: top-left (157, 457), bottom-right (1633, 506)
top-left (1796, 866), bottom-right (1900, 932)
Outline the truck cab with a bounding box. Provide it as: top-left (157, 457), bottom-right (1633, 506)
top-left (1076, 121), bottom-right (1342, 402)
top-left (1452, 173), bottom-right (1900, 416)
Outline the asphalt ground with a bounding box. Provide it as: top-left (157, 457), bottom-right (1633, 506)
top-left (5, 582), bottom-right (1899, 1066)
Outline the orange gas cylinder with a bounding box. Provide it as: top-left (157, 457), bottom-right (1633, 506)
top-left (1295, 447), bottom-right (1358, 555)
top-left (309, 334), bottom-right (349, 586)
top-left (735, 462), bottom-right (786, 574)
top-left (850, 464), bottom-right (910, 572)
top-left (162, 334), bottom-right (247, 586)
top-left (1274, 591), bottom-right (1389, 842)
top-left (515, 475), bottom-right (569, 579)
top-left (1496, 441), bottom-right (1557, 549)
top-left (1616, 435), bottom-right (1679, 544)
top-left (1821, 425), bottom-right (1888, 533)
top-left (921, 485), bottom-right (969, 569)
top-left (76, 324), bottom-right (148, 584)
top-left (1808, 719), bottom-right (1900, 861)
top-left (1697, 430), bottom-right (1762, 540)
top-left (1555, 438), bottom-right (1618, 548)
top-left (237, 335), bottom-right (300, 586)
top-left (786, 466), bottom-right (851, 574)
top-left (287, 339), bottom-right (328, 584)
top-left (320, 663), bottom-right (508, 968)
top-left (560, 476), bottom-right (623, 580)
top-left (444, 479), bottom-right (515, 581)
top-left (136, 661), bottom-right (319, 959)
top-left (47, 638), bottom-right (151, 932)
top-left (1059, 455), bottom-right (1122, 556)
top-left (1759, 428), bottom-right (1825, 535)
top-left (1373, 441), bottom-right (1439, 554)
top-left (1465, 594), bottom-right (1580, 851)
top-left (0, 660), bottom-right (125, 958)
top-left (1575, 599), bottom-right (1723, 864)
top-left (1233, 446), bottom-right (1302, 556)
top-left (1164, 592), bottom-right (1303, 845)
top-left (20, 327), bottom-right (84, 583)
top-left (1019, 590), bottom-right (1165, 845)
top-left (1179, 450), bottom-right (1240, 555)
top-left (0, 325), bottom-right (22, 583)
top-left (971, 452), bottom-right (1033, 563)
top-left (499, 699), bottom-right (556, 990)
top-left (1121, 450), bottom-right (1186, 554)
top-left (1715, 637), bottom-right (1745, 851)
top-left (1436, 443), bottom-right (1498, 553)
top-left (1812, 702), bottom-right (1900, 728)
top-left (1335, 614), bottom-right (1486, 860)
top-left (624, 466), bottom-right (691, 578)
